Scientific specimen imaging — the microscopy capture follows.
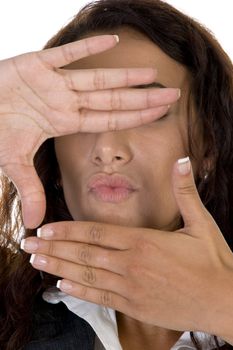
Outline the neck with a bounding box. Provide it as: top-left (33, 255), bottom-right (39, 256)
top-left (116, 312), bottom-right (183, 350)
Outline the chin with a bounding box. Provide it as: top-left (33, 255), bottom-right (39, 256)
top-left (75, 211), bottom-right (143, 227)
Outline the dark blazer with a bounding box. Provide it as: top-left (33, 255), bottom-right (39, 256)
top-left (24, 292), bottom-right (96, 350)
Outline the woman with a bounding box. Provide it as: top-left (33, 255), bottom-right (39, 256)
top-left (1, 0), bottom-right (233, 349)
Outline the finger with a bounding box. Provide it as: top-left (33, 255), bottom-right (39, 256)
top-left (37, 221), bottom-right (140, 250)
top-left (30, 253), bottom-right (128, 297)
top-left (57, 280), bottom-right (130, 313)
top-left (39, 35), bottom-right (119, 68)
top-left (59, 67), bottom-right (157, 91)
top-left (2, 163), bottom-right (46, 229)
top-left (77, 87), bottom-right (180, 110)
top-left (172, 156), bottom-right (214, 232)
top-left (77, 105), bottom-right (170, 132)
top-left (21, 238), bottom-right (126, 275)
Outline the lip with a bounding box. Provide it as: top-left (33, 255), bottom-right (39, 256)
top-left (87, 173), bottom-right (138, 203)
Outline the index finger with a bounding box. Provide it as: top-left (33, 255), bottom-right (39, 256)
top-left (39, 35), bottom-right (119, 68)
top-left (37, 221), bottom-right (142, 250)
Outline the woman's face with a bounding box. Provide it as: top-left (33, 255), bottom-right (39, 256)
top-left (54, 27), bottom-right (200, 230)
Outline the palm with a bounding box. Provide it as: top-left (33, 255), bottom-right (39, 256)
top-left (0, 51), bottom-right (84, 230)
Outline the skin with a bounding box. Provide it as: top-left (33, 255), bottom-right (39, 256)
top-left (53, 27), bottom-right (199, 349)
top-left (0, 34), bottom-right (178, 229)
top-left (21, 26), bottom-right (233, 350)
top-left (55, 27), bottom-right (196, 231)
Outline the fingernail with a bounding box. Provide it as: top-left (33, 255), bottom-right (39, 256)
top-left (20, 238), bottom-right (38, 252)
top-left (37, 227), bottom-right (54, 239)
top-left (57, 280), bottom-right (73, 291)
top-left (177, 88), bottom-right (181, 98)
top-left (177, 156), bottom-right (191, 175)
top-left (113, 35), bottom-right (119, 43)
top-left (30, 254), bottom-right (48, 266)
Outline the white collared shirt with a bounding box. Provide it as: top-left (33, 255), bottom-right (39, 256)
top-left (42, 287), bottom-right (225, 350)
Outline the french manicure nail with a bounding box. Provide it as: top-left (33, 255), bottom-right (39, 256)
top-left (113, 34), bottom-right (119, 43)
top-left (37, 227), bottom-right (54, 239)
top-left (57, 280), bottom-right (73, 291)
top-left (177, 156), bottom-right (191, 175)
top-left (30, 254), bottom-right (48, 266)
top-left (20, 238), bottom-right (38, 252)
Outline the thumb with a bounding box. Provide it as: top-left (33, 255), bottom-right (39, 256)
top-left (3, 163), bottom-right (46, 229)
top-left (172, 156), bottom-right (209, 231)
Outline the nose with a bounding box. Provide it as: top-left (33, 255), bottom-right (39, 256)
top-left (91, 131), bottom-right (133, 168)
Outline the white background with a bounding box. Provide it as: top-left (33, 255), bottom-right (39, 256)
top-left (0, 0), bottom-right (232, 60)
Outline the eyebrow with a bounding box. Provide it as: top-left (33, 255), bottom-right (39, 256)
top-left (132, 82), bottom-right (167, 89)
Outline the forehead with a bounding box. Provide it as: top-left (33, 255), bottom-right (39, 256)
top-left (66, 26), bottom-right (190, 90)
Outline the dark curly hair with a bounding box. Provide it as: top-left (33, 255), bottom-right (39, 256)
top-left (0, 0), bottom-right (232, 349)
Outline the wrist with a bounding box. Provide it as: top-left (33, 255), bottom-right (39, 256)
top-left (206, 268), bottom-right (233, 345)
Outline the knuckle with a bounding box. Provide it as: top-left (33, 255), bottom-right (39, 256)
top-left (107, 111), bottom-right (118, 131)
top-left (78, 108), bottom-right (87, 131)
top-left (69, 92), bottom-right (81, 113)
top-left (126, 260), bottom-right (145, 277)
top-left (110, 90), bottom-right (122, 110)
top-left (124, 69), bottom-right (130, 86)
top-left (88, 224), bottom-right (105, 244)
top-left (100, 290), bottom-right (112, 307)
top-left (128, 262), bottom-right (144, 278)
top-left (134, 236), bottom-right (162, 260)
top-left (84, 38), bottom-right (92, 56)
top-left (134, 237), bottom-right (150, 253)
top-left (82, 266), bottom-right (96, 285)
top-left (177, 184), bottom-right (196, 196)
top-left (54, 259), bottom-right (64, 276)
top-left (34, 51), bottom-right (50, 70)
top-left (139, 109), bottom-right (144, 125)
top-left (74, 92), bottom-right (82, 109)
top-left (48, 241), bottom-right (56, 257)
top-left (147, 90), bottom-right (155, 108)
top-left (78, 92), bottom-right (90, 109)
top-left (61, 44), bottom-right (75, 64)
top-left (78, 285), bottom-right (88, 298)
top-left (76, 244), bottom-right (91, 264)
top-left (64, 224), bottom-right (71, 241)
top-left (93, 69), bottom-right (106, 90)
top-left (100, 250), bottom-right (111, 266)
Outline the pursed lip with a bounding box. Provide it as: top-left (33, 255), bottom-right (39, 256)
top-left (87, 173), bottom-right (137, 190)
top-left (87, 173), bottom-right (138, 203)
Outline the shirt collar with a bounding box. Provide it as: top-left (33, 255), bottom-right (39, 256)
top-left (42, 287), bottom-right (225, 350)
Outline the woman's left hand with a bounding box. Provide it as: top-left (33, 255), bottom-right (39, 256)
top-left (21, 157), bottom-right (233, 339)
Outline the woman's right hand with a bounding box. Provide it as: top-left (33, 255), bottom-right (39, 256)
top-left (0, 34), bottom-right (180, 229)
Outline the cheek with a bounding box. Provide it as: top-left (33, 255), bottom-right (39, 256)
top-left (54, 135), bottom-right (96, 218)
top-left (54, 134), bottom-right (93, 175)
top-left (135, 122), bottom-right (187, 166)
top-left (144, 128), bottom-right (186, 193)
top-left (54, 137), bottom-right (87, 202)
top-left (134, 126), bottom-right (187, 228)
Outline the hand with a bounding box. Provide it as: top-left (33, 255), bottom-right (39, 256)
top-left (21, 157), bottom-right (233, 334)
top-left (0, 34), bottom-right (180, 229)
